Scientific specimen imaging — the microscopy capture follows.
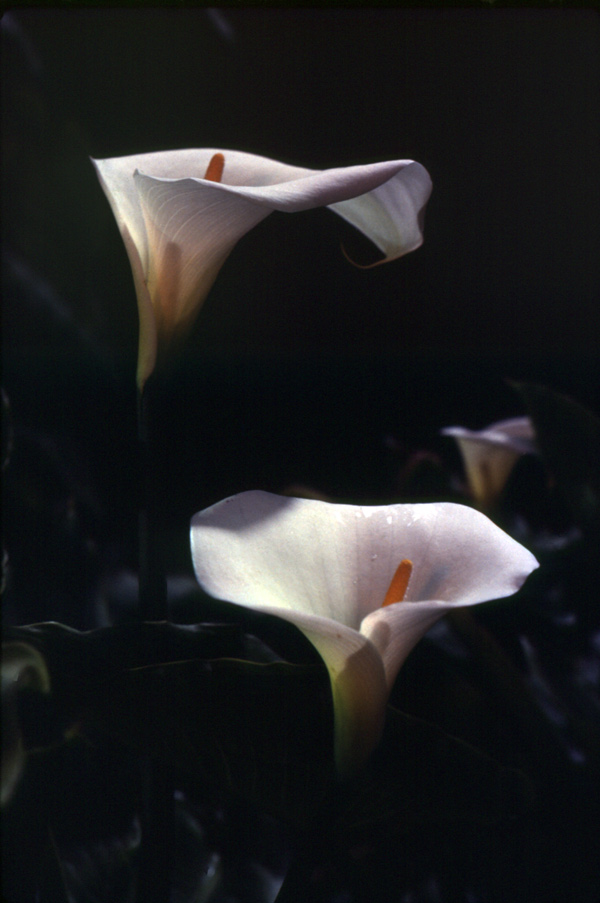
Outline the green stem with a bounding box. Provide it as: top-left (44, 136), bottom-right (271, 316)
top-left (136, 374), bottom-right (172, 902)
top-left (137, 378), bottom-right (167, 622)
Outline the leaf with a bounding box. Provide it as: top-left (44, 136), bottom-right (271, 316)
top-left (122, 657), bottom-right (335, 824)
top-left (512, 382), bottom-right (600, 529)
top-left (1, 732), bottom-right (141, 903)
top-left (6, 622), bottom-right (531, 834)
top-left (7, 621), bottom-right (335, 828)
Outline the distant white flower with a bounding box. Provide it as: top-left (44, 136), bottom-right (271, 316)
top-left (92, 149), bottom-right (432, 388)
top-left (191, 491), bottom-right (538, 776)
top-left (442, 417), bottom-right (537, 507)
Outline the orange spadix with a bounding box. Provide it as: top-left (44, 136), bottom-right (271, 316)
top-left (204, 153), bottom-right (225, 183)
top-left (381, 559), bottom-right (413, 607)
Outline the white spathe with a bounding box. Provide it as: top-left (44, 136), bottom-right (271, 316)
top-left (190, 490), bottom-right (538, 776)
top-left (442, 417), bottom-right (537, 507)
top-left (92, 149), bottom-right (432, 387)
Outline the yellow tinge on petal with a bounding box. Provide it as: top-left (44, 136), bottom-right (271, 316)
top-left (285, 616), bottom-right (388, 778)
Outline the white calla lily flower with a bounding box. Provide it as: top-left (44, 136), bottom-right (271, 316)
top-left (190, 491), bottom-right (538, 776)
top-left (92, 149), bottom-right (432, 388)
top-left (442, 417), bottom-right (537, 507)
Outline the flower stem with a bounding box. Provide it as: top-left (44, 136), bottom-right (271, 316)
top-left (136, 374), bottom-right (172, 902)
top-left (137, 377), bottom-right (167, 622)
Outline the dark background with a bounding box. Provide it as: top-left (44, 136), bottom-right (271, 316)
top-left (2, 7), bottom-right (599, 610)
top-left (2, 9), bottom-right (600, 902)
top-left (3, 7), bottom-right (599, 624)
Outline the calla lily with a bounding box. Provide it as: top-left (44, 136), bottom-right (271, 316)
top-left (190, 490), bottom-right (538, 776)
top-left (1, 642), bottom-right (50, 806)
top-left (92, 149), bottom-right (432, 388)
top-left (442, 417), bottom-right (537, 507)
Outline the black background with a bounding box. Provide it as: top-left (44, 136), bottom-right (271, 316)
top-left (2, 7), bottom-right (599, 603)
top-left (3, 6), bottom-right (599, 617)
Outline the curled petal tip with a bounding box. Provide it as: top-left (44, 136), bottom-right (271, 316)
top-left (92, 149), bottom-right (431, 384)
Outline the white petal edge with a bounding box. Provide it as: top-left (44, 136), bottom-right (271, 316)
top-left (441, 417), bottom-right (537, 455)
top-left (330, 161), bottom-right (432, 260)
top-left (94, 149), bottom-right (431, 270)
top-left (133, 157), bottom-right (431, 263)
top-left (191, 491), bottom-right (539, 626)
top-left (360, 600), bottom-right (461, 692)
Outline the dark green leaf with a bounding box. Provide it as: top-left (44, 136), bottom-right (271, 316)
top-left (7, 622), bottom-right (532, 834)
top-left (7, 621), bottom-right (335, 828)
